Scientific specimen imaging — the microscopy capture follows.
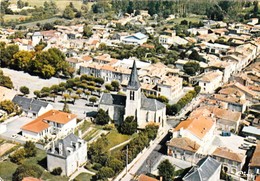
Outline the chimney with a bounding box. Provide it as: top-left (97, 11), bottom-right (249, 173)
top-left (59, 142), bottom-right (63, 156)
top-left (160, 176), bottom-right (163, 181)
top-left (68, 114), bottom-right (71, 119)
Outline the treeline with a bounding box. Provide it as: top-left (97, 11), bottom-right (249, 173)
top-left (88, 124), bottom-right (159, 180)
top-left (0, 42), bottom-right (74, 79)
top-left (91, 0), bottom-right (259, 22)
top-left (166, 86), bottom-right (201, 115)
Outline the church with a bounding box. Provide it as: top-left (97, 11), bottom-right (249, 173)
top-left (99, 61), bottom-right (166, 129)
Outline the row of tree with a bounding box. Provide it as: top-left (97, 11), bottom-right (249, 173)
top-left (167, 86), bottom-right (201, 115)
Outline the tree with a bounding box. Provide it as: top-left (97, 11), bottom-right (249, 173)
top-left (89, 96), bottom-right (97, 106)
top-left (0, 70), bottom-right (13, 89)
top-left (63, 6), bottom-right (74, 19)
top-left (94, 77), bottom-right (104, 85)
top-left (11, 51), bottom-right (34, 70)
top-left (63, 93), bottom-right (71, 103)
top-left (83, 24), bottom-right (93, 38)
top-left (145, 124), bottom-right (159, 140)
top-left (119, 116), bottom-right (138, 135)
top-left (105, 84), bottom-right (113, 91)
top-left (194, 85), bottom-right (201, 94)
top-left (108, 158), bottom-right (124, 174)
top-left (71, 94), bottom-right (79, 105)
top-left (41, 64), bottom-right (55, 79)
top-left (111, 80), bottom-right (120, 91)
top-left (9, 149), bottom-right (25, 164)
top-left (67, 88), bottom-right (73, 95)
top-left (188, 50), bottom-right (205, 62)
top-left (96, 166), bottom-right (115, 180)
top-left (62, 102), bottom-right (71, 113)
top-left (183, 62), bottom-right (200, 76)
top-left (0, 100), bottom-right (17, 114)
top-left (95, 109), bottom-right (110, 125)
top-left (24, 141), bottom-right (37, 157)
top-left (76, 89), bottom-right (83, 97)
top-left (19, 86), bottom-right (29, 95)
top-left (12, 164), bottom-right (43, 181)
top-left (33, 90), bottom-right (41, 99)
top-left (157, 95), bottom-right (169, 103)
top-left (158, 159), bottom-right (175, 181)
top-left (253, 1), bottom-right (259, 17)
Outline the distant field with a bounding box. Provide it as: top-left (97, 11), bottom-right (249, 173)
top-left (3, 14), bottom-right (30, 21)
top-left (7, 0), bottom-right (84, 11)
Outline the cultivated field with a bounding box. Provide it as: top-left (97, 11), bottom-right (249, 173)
top-left (0, 143), bottom-right (16, 157)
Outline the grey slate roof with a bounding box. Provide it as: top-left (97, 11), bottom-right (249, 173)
top-left (127, 60), bottom-right (141, 90)
top-left (183, 156), bottom-right (221, 181)
top-left (99, 93), bottom-right (126, 106)
top-left (141, 94), bottom-right (165, 111)
top-left (48, 133), bottom-right (85, 158)
top-left (12, 95), bottom-right (49, 114)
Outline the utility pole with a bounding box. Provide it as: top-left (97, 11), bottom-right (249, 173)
top-left (126, 145), bottom-right (128, 174)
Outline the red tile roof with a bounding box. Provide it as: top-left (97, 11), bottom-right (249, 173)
top-left (138, 174), bottom-right (159, 181)
top-left (22, 110), bottom-right (77, 133)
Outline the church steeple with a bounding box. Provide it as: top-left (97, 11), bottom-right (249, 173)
top-left (127, 60), bottom-right (141, 90)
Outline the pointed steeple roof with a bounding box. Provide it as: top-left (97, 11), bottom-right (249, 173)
top-left (127, 60), bottom-right (141, 90)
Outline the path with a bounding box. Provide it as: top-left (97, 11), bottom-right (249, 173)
top-left (109, 139), bottom-right (132, 151)
top-left (69, 167), bottom-right (95, 181)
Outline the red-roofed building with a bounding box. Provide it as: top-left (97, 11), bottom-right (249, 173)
top-left (22, 110), bottom-right (77, 141)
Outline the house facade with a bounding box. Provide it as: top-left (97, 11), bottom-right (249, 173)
top-left (212, 147), bottom-right (245, 175)
top-left (47, 133), bottom-right (87, 176)
top-left (199, 71), bottom-right (223, 94)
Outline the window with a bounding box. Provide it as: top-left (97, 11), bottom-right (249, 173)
top-left (130, 91), bottom-right (135, 100)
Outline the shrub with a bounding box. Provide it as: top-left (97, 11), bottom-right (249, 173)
top-left (51, 167), bottom-right (62, 175)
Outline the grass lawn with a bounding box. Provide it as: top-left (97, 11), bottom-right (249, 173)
top-left (74, 173), bottom-right (93, 181)
top-left (104, 130), bottom-right (131, 151)
top-left (169, 17), bottom-right (203, 24)
top-left (0, 161), bottom-right (18, 181)
top-left (0, 149), bottom-right (68, 181)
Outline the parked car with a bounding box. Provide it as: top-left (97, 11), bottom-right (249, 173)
top-left (239, 143), bottom-right (251, 150)
top-left (221, 131), bottom-right (231, 136)
top-left (245, 136), bottom-right (257, 143)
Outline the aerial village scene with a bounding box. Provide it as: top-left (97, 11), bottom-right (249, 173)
top-left (0, 0), bottom-right (259, 181)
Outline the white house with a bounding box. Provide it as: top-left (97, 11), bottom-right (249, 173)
top-left (32, 32), bottom-right (43, 46)
top-left (121, 32), bottom-right (148, 45)
top-left (12, 95), bottom-right (53, 117)
top-left (168, 111), bottom-right (216, 162)
top-left (21, 110), bottom-right (77, 141)
top-left (199, 71), bottom-right (223, 94)
top-left (47, 133), bottom-right (87, 176)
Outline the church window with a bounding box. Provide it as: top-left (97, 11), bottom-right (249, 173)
top-left (130, 91), bottom-right (135, 100)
